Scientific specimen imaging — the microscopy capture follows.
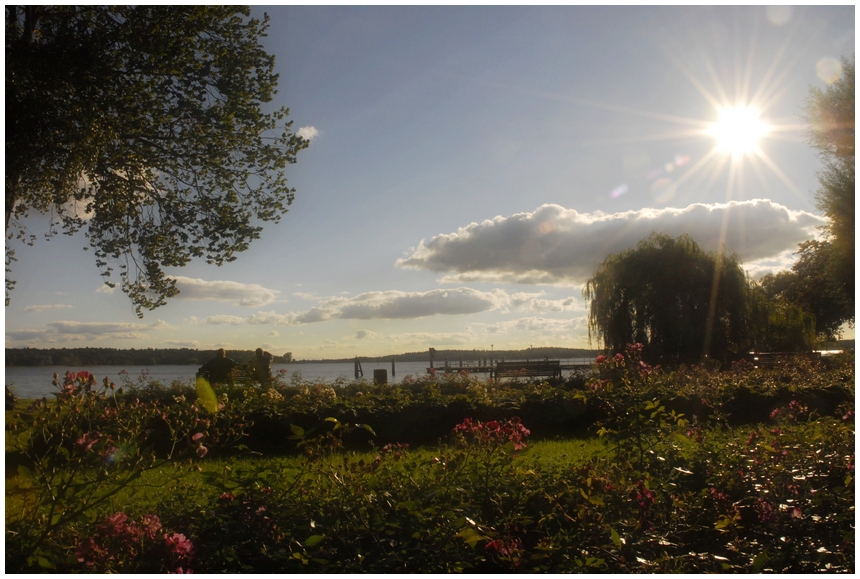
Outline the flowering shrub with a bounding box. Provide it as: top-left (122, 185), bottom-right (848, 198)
top-left (5, 355), bottom-right (854, 573)
top-left (583, 344), bottom-right (685, 469)
top-left (75, 512), bottom-right (194, 573)
top-left (453, 417), bottom-right (531, 451)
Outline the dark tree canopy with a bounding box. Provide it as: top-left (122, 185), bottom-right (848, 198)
top-left (746, 282), bottom-right (817, 353)
top-left (584, 233), bottom-right (749, 364)
top-left (759, 239), bottom-right (851, 340)
top-left (801, 54), bottom-right (854, 319)
top-left (6, 6), bottom-right (307, 315)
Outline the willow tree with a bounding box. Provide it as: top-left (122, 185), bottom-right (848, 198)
top-left (6, 6), bottom-right (307, 315)
top-left (584, 233), bottom-right (749, 364)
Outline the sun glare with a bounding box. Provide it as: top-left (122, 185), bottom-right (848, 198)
top-left (709, 105), bottom-right (770, 157)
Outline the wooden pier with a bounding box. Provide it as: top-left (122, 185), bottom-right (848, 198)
top-left (426, 353), bottom-right (595, 380)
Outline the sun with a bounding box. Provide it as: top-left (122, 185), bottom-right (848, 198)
top-left (708, 105), bottom-right (771, 157)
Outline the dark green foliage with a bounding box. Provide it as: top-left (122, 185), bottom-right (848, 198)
top-left (747, 280), bottom-right (818, 351)
top-left (759, 239), bottom-right (852, 340)
top-left (801, 54), bottom-right (855, 321)
top-left (6, 6), bottom-right (308, 314)
top-left (585, 233), bottom-right (749, 364)
top-left (6, 356), bottom-right (854, 572)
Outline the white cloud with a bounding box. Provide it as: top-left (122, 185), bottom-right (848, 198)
top-left (23, 304), bottom-right (72, 313)
top-left (397, 199), bottom-right (824, 284)
top-left (297, 126), bottom-right (319, 141)
top-left (7, 320), bottom-right (165, 345)
top-left (239, 288), bottom-right (588, 328)
top-left (744, 250), bottom-right (801, 280)
top-left (248, 288), bottom-right (515, 326)
top-left (508, 292), bottom-right (586, 313)
top-left (6, 329), bottom-right (55, 341)
top-left (96, 284), bottom-right (115, 294)
top-left (163, 340), bottom-right (201, 348)
top-left (48, 321), bottom-right (153, 335)
top-left (331, 288), bottom-right (509, 319)
top-left (267, 330), bottom-right (280, 337)
top-left (204, 315), bottom-right (246, 325)
top-left (174, 276), bottom-right (280, 306)
top-left (355, 329), bottom-right (381, 340)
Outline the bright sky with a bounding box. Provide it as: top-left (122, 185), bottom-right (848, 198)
top-left (5, 6), bottom-right (855, 359)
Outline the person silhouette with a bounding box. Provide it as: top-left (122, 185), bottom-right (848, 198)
top-left (248, 347), bottom-right (273, 385)
top-left (197, 348), bottom-right (239, 384)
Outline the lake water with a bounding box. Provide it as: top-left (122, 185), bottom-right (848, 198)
top-left (4, 361), bottom-right (437, 399)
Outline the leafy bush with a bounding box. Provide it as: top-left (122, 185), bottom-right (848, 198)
top-left (5, 355), bottom-right (854, 572)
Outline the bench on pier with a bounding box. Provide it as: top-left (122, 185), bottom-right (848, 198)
top-left (746, 352), bottom-right (821, 369)
top-left (493, 360), bottom-right (562, 380)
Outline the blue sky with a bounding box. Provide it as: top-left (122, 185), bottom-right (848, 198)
top-left (5, 6), bottom-right (855, 359)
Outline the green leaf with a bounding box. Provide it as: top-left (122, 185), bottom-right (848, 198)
top-left (454, 528), bottom-right (487, 549)
top-left (304, 534), bottom-right (325, 548)
top-left (715, 515), bottom-right (734, 530)
top-left (752, 551), bottom-right (769, 572)
top-left (358, 423), bottom-right (376, 436)
top-left (290, 424), bottom-right (305, 437)
top-left (196, 376), bottom-right (218, 414)
top-left (397, 501), bottom-right (417, 512)
top-left (37, 556), bottom-right (56, 570)
top-left (609, 526), bottom-right (622, 549)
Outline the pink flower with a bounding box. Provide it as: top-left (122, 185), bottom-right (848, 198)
top-left (141, 514), bottom-right (162, 540)
top-left (627, 343), bottom-right (645, 353)
top-left (770, 408), bottom-right (780, 419)
top-left (76, 431), bottom-right (100, 452)
top-left (791, 507), bottom-right (803, 518)
top-left (613, 353), bottom-right (625, 363)
top-left (196, 445), bottom-right (209, 458)
top-left (172, 567), bottom-right (193, 574)
top-left (218, 492), bottom-right (236, 504)
top-left (192, 432), bottom-right (204, 442)
top-left (100, 511), bottom-right (129, 536)
top-left (164, 533), bottom-right (195, 558)
top-left (76, 537), bottom-right (105, 566)
top-left (595, 355), bottom-right (607, 364)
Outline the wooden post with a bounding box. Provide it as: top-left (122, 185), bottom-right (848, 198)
top-left (373, 369), bottom-right (387, 385)
top-left (354, 357), bottom-right (363, 379)
top-left (391, 359), bottom-right (396, 377)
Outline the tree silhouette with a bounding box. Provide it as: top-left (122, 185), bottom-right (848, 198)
top-left (801, 54), bottom-right (854, 324)
top-left (6, 6), bottom-right (308, 315)
top-left (585, 233), bottom-right (748, 364)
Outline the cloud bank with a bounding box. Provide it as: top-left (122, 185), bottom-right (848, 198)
top-left (174, 276), bottom-right (280, 306)
top-left (243, 288), bottom-right (584, 327)
top-left (7, 320), bottom-right (166, 343)
top-left (396, 200), bottom-right (824, 284)
top-left (23, 304), bottom-right (73, 312)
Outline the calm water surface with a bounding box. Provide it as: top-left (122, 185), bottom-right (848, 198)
top-left (5, 361), bottom-right (435, 399)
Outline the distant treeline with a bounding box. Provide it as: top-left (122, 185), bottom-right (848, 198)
top-left (5, 348), bottom-right (292, 367)
top-left (7, 342), bottom-right (850, 367)
top-left (5, 347), bottom-right (597, 367)
top-left (307, 347), bottom-right (602, 364)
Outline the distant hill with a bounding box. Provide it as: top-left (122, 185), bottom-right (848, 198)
top-left (298, 347), bottom-right (601, 363)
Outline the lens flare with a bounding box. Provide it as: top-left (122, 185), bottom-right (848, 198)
top-left (816, 57), bottom-right (843, 84)
top-left (610, 184), bottom-right (629, 199)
